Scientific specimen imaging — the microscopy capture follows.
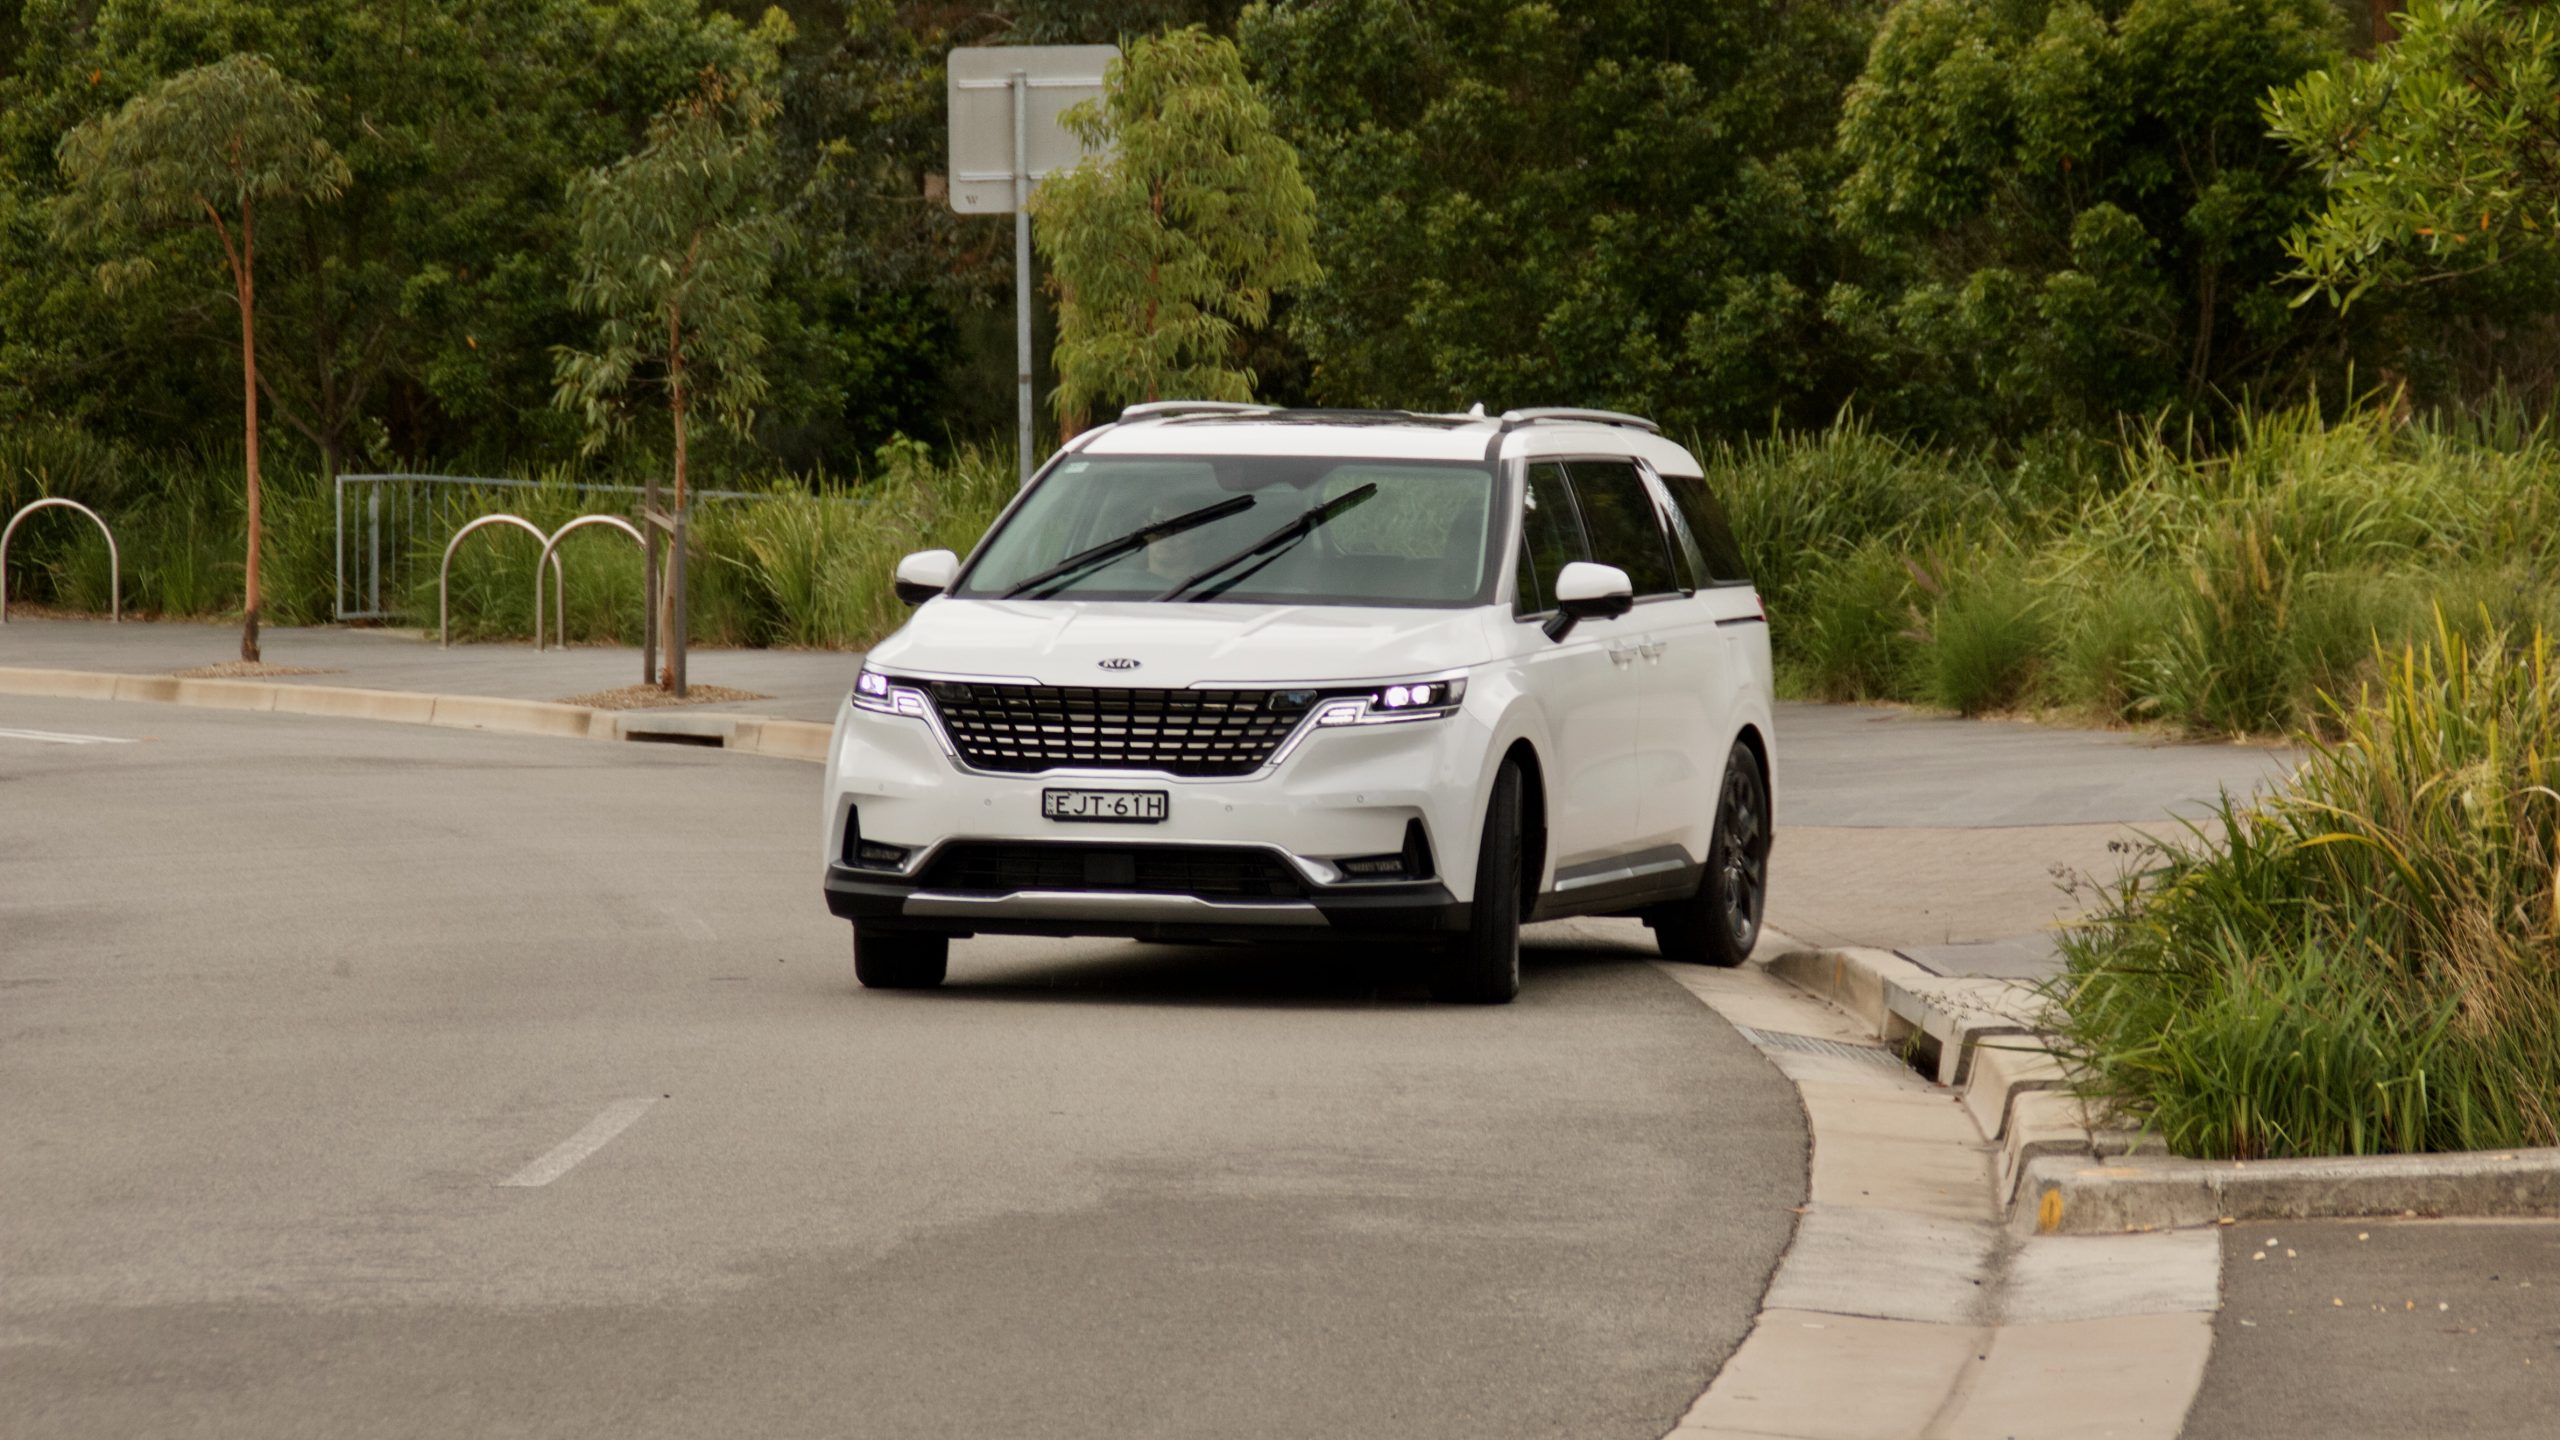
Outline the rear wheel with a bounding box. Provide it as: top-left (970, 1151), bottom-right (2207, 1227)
top-left (1431, 761), bottom-right (1524, 1004)
top-left (1653, 745), bottom-right (1770, 968)
top-left (853, 925), bottom-right (949, 989)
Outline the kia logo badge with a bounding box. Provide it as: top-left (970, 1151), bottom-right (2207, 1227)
top-left (1098, 657), bottom-right (1140, 671)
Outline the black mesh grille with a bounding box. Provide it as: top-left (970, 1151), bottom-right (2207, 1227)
top-left (917, 843), bottom-right (1307, 899)
top-left (928, 683), bottom-right (1303, 775)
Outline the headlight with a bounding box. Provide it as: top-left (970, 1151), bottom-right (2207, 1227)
top-left (851, 665), bottom-right (930, 719)
top-left (1313, 673), bottom-right (1469, 727)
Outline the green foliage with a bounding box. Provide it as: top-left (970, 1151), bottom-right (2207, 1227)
top-left (1787, 539), bottom-right (1923, 702)
top-left (1240, 0), bottom-right (1879, 432)
top-left (1834, 0), bottom-right (2343, 435)
top-left (1033, 25), bottom-right (1318, 423)
top-left (2056, 621), bottom-right (2560, 1157)
top-left (553, 57), bottom-right (794, 480)
top-left (2271, 0), bottom-right (2560, 305)
top-left (1915, 549), bottom-right (2049, 715)
top-left (50, 52), bottom-right (346, 278)
top-left (1713, 400), bottom-right (2560, 735)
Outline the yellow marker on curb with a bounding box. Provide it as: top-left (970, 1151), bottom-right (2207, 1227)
top-left (2037, 1188), bottom-right (2064, 1233)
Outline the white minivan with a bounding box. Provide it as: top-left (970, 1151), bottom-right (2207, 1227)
top-left (821, 404), bottom-right (1774, 1003)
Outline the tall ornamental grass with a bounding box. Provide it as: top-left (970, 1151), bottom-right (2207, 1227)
top-left (1716, 402), bottom-right (2560, 735)
top-left (2055, 620), bottom-right (2560, 1159)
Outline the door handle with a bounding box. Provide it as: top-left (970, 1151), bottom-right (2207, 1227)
top-left (1606, 643), bottom-right (1639, 668)
top-left (1638, 641), bottom-right (1666, 660)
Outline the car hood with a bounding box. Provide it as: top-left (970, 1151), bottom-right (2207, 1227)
top-left (867, 600), bottom-right (1496, 687)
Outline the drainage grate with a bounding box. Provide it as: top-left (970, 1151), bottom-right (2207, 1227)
top-left (1735, 1026), bottom-right (1907, 1068)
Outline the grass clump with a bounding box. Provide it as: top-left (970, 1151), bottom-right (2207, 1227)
top-left (2054, 618), bottom-right (2560, 1159)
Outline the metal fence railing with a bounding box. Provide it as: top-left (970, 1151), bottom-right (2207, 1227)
top-left (333, 472), bottom-right (761, 623)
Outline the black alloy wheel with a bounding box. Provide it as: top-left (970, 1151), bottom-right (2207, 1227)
top-left (1653, 745), bottom-right (1770, 968)
top-left (853, 925), bottom-right (950, 989)
top-left (1431, 760), bottom-right (1524, 1004)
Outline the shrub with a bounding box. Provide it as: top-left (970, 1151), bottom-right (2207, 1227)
top-left (1786, 539), bottom-right (1925, 701)
top-left (1915, 550), bottom-right (2047, 716)
top-left (2055, 619), bottom-right (2560, 1158)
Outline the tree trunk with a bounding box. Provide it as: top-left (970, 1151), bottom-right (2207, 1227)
top-left (238, 201), bottom-right (263, 665)
top-left (659, 307), bottom-right (686, 689)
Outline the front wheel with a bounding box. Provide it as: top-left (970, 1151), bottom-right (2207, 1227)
top-left (1653, 745), bottom-right (1770, 968)
top-left (1431, 761), bottom-right (1524, 1004)
top-left (853, 925), bottom-right (948, 989)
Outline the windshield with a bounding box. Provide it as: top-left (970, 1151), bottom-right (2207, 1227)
top-left (955, 454), bottom-right (1498, 606)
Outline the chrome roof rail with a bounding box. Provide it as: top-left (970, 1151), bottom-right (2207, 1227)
top-left (1497, 407), bottom-right (1663, 434)
top-left (1116, 400), bottom-right (1278, 422)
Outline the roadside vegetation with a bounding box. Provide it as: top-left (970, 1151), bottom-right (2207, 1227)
top-left (13, 397), bottom-right (2560, 743)
top-left (2053, 620), bottom-right (2560, 1159)
top-left (1722, 400), bottom-right (2560, 738)
top-left (0, 427), bottom-right (1012, 649)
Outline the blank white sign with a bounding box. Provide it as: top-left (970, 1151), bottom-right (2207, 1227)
top-left (946, 44), bottom-right (1119, 214)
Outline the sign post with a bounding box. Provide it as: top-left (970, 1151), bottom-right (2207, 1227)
top-left (948, 44), bottom-right (1117, 486)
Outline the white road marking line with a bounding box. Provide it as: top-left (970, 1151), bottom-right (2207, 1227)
top-left (498, 1097), bottom-right (659, 1188)
top-left (0, 727), bottom-right (137, 745)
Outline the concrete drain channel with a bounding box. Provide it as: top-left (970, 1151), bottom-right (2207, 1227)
top-left (1732, 1025), bottom-right (1911, 1070)
top-left (613, 715), bottom-right (740, 749)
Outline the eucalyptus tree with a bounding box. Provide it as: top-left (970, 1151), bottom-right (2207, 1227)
top-left (53, 53), bottom-right (348, 662)
top-left (554, 64), bottom-right (792, 688)
top-left (1031, 25), bottom-right (1318, 435)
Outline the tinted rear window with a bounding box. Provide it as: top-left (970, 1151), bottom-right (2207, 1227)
top-left (1660, 473), bottom-right (1751, 586)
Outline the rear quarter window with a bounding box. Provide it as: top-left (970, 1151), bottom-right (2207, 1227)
top-left (1659, 473), bottom-right (1751, 586)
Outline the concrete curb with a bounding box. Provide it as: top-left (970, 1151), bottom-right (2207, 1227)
top-left (2018, 1147), bottom-right (2560, 1236)
top-left (1759, 935), bottom-right (2560, 1236)
top-left (0, 663), bottom-right (831, 765)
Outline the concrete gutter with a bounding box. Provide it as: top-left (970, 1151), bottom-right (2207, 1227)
top-left (1761, 936), bottom-right (2560, 1236)
top-left (0, 664), bottom-right (832, 764)
top-left (1650, 940), bottom-right (2219, 1440)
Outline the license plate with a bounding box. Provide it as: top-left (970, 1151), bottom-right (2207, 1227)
top-left (1041, 788), bottom-right (1168, 823)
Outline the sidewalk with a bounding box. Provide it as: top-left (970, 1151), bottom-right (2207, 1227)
top-left (0, 616), bottom-right (859, 722)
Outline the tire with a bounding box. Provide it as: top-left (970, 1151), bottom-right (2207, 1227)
top-left (1654, 745), bottom-right (1771, 968)
top-left (853, 925), bottom-right (949, 989)
top-left (1431, 761), bottom-right (1524, 1004)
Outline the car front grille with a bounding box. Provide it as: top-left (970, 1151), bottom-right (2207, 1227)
top-left (927, 682), bottom-right (1303, 776)
top-left (916, 843), bottom-right (1308, 899)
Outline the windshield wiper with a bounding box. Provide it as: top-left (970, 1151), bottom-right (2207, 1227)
top-left (1155, 483), bottom-right (1379, 602)
top-left (999, 494), bottom-right (1257, 599)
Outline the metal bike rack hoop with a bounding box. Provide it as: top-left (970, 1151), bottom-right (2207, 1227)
top-left (439, 514), bottom-right (564, 648)
top-left (533, 514), bottom-right (646, 651)
top-left (0, 497), bottom-right (118, 624)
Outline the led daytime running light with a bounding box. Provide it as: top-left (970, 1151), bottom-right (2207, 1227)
top-left (853, 666), bottom-right (929, 718)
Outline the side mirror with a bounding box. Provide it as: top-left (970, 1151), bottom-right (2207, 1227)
top-left (1544, 561), bottom-right (1633, 642)
top-left (893, 549), bottom-right (959, 606)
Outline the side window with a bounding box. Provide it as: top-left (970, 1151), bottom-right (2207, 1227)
top-left (1566, 460), bottom-right (1679, 597)
top-left (1660, 473), bottom-right (1752, 585)
top-left (1513, 462), bottom-right (1589, 616)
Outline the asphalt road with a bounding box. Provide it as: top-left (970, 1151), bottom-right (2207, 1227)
top-left (1767, 703), bottom-right (2290, 979)
top-left (0, 696), bottom-right (1806, 1439)
top-left (2186, 1219), bottom-right (2560, 1438)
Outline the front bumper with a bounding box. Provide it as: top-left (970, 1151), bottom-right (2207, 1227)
top-left (823, 862), bottom-right (1466, 942)
top-left (821, 686), bottom-right (1492, 941)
